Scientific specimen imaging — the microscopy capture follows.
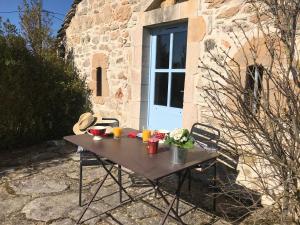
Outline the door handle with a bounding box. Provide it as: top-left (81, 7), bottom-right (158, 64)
top-left (180, 90), bottom-right (184, 93)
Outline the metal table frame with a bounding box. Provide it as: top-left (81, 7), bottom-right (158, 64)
top-left (64, 130), bottom-right (219, 225)
top-left (76, 152), bottom-right (201, 225)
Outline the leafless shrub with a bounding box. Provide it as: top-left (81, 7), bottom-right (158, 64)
top-left (199, 0), bottom-right (300, 224)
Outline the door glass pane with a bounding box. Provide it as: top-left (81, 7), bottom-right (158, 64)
top-left (154, 73), bottom-right (169, 106)
top-left (172, 31), bottom-right (187, 69)
top-left (170, 73), bottom-right (185, 108)
top-left (156, 34), bottom-right (170, 69)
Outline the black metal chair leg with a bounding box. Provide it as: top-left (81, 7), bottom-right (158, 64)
top-left (188, 169), bottom-right (192, 192)
top-left (118, 165), bottom-right (122, 203)
top-left (176, 172), bottom-right (182, 214)
top-left (155, 180), bottom-right (158, 198)
top-left (213, 162), bottom-right (217, 212)
top-left (79, 163), bottom-right (83, 207)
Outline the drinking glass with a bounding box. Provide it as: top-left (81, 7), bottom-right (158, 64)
top-left (142, 130), bottom-right (151, 143)
top-left (113, 127), bottom-right (122, 139)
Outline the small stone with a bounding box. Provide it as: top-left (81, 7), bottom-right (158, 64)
top-left (207, 0), bottom-right (226, 9)
top-left (221, 40), bottom-right (231, 49)
top-left (83, 59), bottom-right (90, 67)
top-left (217, 6), bottom-right (240, 19)
top-left (161, 0), bottom-right (175, 8)
top-left (250, 14), bottom-right (269, 24)
top-left (115, 88), bottom-right (124, 99)
top-left (92, 37), bottom-right (99, 44)
top-left (114, 5), bottom-right (132, 22)
top-left (204, 39), bottom-right (216, 52)
top-left (0, 184), bottom-right (15, 200)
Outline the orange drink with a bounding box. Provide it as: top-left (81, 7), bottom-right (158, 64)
top-left (113, 127), bottom-right (122, 139)
top-left (142, 130), bottom-right (151, 143)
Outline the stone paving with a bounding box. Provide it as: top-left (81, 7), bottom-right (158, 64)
top-left (0, 141), bottom-right (239, 225)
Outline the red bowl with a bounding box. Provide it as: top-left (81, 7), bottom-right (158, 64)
top-left (88, 126), bottom-right (106, 136)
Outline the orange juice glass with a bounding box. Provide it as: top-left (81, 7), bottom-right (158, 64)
top-left (113, 127), bottom-right (122, 139)
top-left (142, 130), bottom-right (151, 143)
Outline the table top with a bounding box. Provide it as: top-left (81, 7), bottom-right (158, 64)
top-left (64, 128), bottom-right (219, 181)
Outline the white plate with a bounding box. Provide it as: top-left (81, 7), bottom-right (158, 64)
top-left (157, 129), bottom-right (169, 134)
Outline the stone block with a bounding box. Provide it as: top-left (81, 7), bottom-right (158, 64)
top-left (91, 53), bottom-right (109, 69)
top-left (217, 5), bottom-right (241, 19)
top-left (188, 16), bottom-right (206, 42)
top-left (182, 102), bottom-right (198, 129)
top-left (130, 69), bottom-right (142, 84)
top-left (129, 101), bottom-right (141, 117)
top-left (114, 4), bottom-right (133, 22)
top-left (189, 45), bottom-right (201, 73)
top-left (144, 8), bottom-right (163, 26)
top-left (131, 83), bottom-right (142, 101)
top-left (206, 0), bottom-right (227, 9)
top-left (161, 0), bottom-right (175, 9)
top-left (132, 46), bottom-right (143, 69)
top-left (162, 3), bottom-right (180, 22)
top-left (180, 0), bottom-right (198, 18)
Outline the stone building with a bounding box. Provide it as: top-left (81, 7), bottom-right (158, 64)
top-left (56, 0), bottom-right (292, 206)
top-left (57, 0), bottom-right (262, 131)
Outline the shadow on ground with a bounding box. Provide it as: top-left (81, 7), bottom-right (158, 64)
top-left (0, 141), bottom-right (262, 225)
top-left (155, 162), bottom-right (262, 224)
top-left (0, 141), bottom-right (75, 179)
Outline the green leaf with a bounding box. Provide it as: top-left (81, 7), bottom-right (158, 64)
top-left (182, 139), bottom-right (194, 149)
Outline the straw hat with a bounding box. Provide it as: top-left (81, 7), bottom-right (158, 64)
top-left (73, 112), bottom-right (102, 135)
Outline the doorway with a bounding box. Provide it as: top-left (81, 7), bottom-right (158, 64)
top-left (147, 23), bottom-right (187, 130)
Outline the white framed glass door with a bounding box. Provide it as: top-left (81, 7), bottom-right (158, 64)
top-left (148, 24), bottom-right (187, 130)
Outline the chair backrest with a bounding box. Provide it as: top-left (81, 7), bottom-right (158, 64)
top-left (191, 123), bottom-right (220, 149)
top-left (191, 123), bottom-right (239, 170)
top-left (217, 141), bottom-right (239, 170)
top-left (95, 118), bottom-right (119, 127)
top-left (80, 118), bottom-right (120, 164)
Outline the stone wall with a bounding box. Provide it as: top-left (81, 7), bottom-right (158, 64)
top-left (65, 0), bottom-right (141, 125)
top-left (64, 0), bottom-right (261, 128)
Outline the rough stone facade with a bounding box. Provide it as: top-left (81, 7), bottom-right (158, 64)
top-left (61, 0), bottom-right (262, 129)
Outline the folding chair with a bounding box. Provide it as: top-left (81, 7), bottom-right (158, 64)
top-left (79, 118), bottom-right (119, 206)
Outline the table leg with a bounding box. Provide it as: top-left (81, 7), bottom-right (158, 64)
top-left (97, 157), bottom-right (134, 202)
top-left (176, 172), bottom-right (182, 214)
top-left (148, 169), bottom-right (188, 225)
top-left (76, 165), bottom-right (113, 224)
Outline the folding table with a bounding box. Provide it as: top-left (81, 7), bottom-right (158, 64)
top-left (64, 128), bottom-right (219, 225)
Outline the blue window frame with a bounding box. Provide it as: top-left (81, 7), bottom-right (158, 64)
top-left (147, 23), bottom-right (187, 130)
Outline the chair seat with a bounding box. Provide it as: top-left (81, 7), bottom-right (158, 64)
top-left (80, 151), bottom-right (115, 165)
